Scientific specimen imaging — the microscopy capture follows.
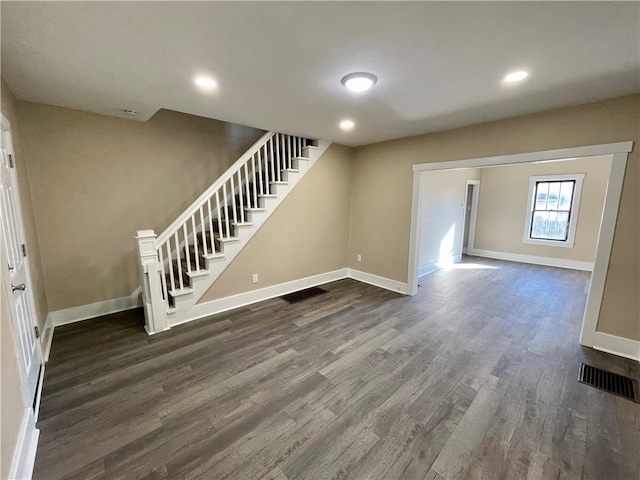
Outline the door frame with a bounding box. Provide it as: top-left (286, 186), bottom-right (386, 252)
top-left (406, 141), bottom-right (632, 348)
top-left (461, 179), bottom-right (480, 256)
top-left (0, 113), bottom-right (43, 407)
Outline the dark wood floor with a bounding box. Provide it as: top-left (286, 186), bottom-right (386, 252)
top-left (34, 257), bottom-right (640, 480)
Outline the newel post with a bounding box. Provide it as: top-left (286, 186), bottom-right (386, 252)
top-left (135, 230), bottom-right (169, 335)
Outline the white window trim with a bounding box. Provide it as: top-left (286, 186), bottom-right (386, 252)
top-left (523, 173), bottom-right (585, 248)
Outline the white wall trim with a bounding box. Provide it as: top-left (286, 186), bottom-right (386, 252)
top-left (592, 332), bottom-right (640, 362)
top-left (348, 268), bottom-right (409, 295)
top-left (579, 151), bottom-right (629, 347)
top-left (418, 254), bottom-right (463, 278)
top-left (473, 249), bottom-right (593, 271)
top-left (412, 142), bottom-right (633, 172)
top-left (178, 268), bottom-right (350, 327)
top-left (49, 287), bottom-right (142, 327)
top-left (9, 407), bottom-right (39, 480)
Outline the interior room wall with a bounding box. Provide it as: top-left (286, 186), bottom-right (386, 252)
top-left (474, 155), bottom-right (612, 263)
top-left (418, 168), bottom-right (480, 271)
top-left (1, 79), bottom-right (48, 329)
top-left (349, 94), bottom-right (639, 341)
top-left (199, 144), bottom-right (353, 302)
top-left (15, 102), bottom-right (264, 312)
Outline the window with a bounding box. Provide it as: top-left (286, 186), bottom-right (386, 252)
top-left (524, 174), bottom-right (584, 248)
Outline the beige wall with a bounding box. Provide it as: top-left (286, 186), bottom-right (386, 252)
top-left (419, 168), bottom-right (480, 268)
top-left (199, 143), bottom-right (353, 302)
top-left (16, 102), bottom-right (264, 311)
top-left (474, 156), bottom-right (612, 262)
top-left (1, 80), bottom-right (48, 329)
top-left (350, 94), bottom-right (639, 341)
top-left (0, 248), bottom-right (29, 479)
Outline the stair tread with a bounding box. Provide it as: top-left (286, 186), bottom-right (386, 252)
top-left (258, 194), bottom-right (278, 198)
top-left (169, 286), bottom-right (194, 297)
top-left (270, 181), bottom-right (288, 185)
top-left (185, 268), bottom-right (209, 278)
top-left (204, 252), bottom-right (225, 260)
top-left (282, 168), bottom-right (299, 173)
top-left (216, 235), bottom-right (240, 242)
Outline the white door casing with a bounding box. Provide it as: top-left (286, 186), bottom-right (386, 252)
top-left (0, 113), bottom-right (42, 406)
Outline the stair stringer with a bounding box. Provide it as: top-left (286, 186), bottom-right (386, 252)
top-left (167, 139), bottom-right (331, 327)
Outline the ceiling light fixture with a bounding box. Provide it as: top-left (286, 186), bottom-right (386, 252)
top-left (503, 70), bottom-right (529, 83)
top-left (341, 72), bottom-right (377, 92)
top-left (340, 119), bottom-right (355, 130)
top-left (123, 109), bottom-right (138, 116)
top-left (194, 76), bottom-right (217, 89)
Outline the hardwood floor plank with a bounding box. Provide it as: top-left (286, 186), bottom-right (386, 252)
top-left (33, 258), bottom-right (640, 480)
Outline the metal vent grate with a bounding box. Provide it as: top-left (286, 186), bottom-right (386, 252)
top-left (578, 363), bottom-right (638, 403)
top-left (281, 287), bottom-right (328, 304)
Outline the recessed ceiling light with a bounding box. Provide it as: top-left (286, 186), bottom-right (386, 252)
top-left (123, 109), bottom-right (138, 116)
top-left (194, 76), bottom-right (217, 89)
top-left (503, 70), bottom-right (529, 83)
top-left (341, 72), bottom-right (377, 92)
top-left (340, 119), bottom-right (355, 130)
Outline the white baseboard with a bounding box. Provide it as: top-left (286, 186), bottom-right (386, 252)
top-left (48, 287), bottom-right (142, 327)
top-left (9, 407), bottom-right (39, 480)
top-left (347, 268), bottom-right (409, 294)
top-left (179, 268), bottom-right (350, 326)
top-left (417, 254), bottom-right (463, 278)
top-left (592, 332), bottom-right (640, 362)
top-left (472, 249), bottom-right (594, 271)
top-left (43, 269), bottom-right (409, 334)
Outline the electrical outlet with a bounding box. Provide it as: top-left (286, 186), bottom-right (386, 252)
top-left (357, 254), bottom-right (362, 262)
top-left (252, 273), bottom-right (259, 284)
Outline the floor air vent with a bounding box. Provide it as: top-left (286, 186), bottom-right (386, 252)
top-left (281, 287), bottom-right (328, 304)
top-left (578, 363), bottom-right (638, 403)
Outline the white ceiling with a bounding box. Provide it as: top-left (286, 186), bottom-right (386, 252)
top-left (2, 2), bottom-right (639, 147)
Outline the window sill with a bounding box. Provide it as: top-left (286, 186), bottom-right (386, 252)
top-left (523, 238), bottom-right (575, 248)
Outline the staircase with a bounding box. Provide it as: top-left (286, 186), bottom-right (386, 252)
top-left (136, 132), bottom-right (331, 334)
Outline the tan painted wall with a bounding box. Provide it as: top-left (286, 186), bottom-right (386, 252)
top-left (350, 94), bottom-right (639, 341)
top-left (474, 156), bottom-right (612, 262)
top-left (16, 102), bottom-right (264, 311)
top-left (0, 248), bottom-right (28, 479)
top-left (419, 169), bottom-right (480, 267)
top-left (1, 80), bottom-right (48, 329)
top-left (199, 143), bottom-right (353, 302)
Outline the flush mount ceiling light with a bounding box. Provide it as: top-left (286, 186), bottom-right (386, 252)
top-left (503, 70), bottom-right (529, 83)
top-left (340, 119), bottom-right (355, 130)
top-left (341, 72), bottom-right (377, 92)
top-left (122, 109), bottom-right (138, 116)
top-left (194, 76), bottom-right (217, 90)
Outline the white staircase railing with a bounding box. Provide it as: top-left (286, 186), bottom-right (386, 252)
top-left (135, 131), bottom-right (317, 334)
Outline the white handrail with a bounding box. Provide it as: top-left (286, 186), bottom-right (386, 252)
top-left (156, 131), bottom-right (275, 246)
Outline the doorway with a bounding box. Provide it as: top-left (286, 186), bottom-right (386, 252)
top-left (462, 179), bottom-right (480, 256)
top-left (407, 142), bottom-right (632, 350)
top-left (1, 113), bottom-right (43, 409)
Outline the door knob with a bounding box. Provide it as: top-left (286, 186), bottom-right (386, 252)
top-left (11, 283), bottom-right (26, 292)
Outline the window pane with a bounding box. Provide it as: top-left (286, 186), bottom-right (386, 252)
top-left (531, 211), bottom-right (569, 240)
top-left (546, 182), bottom-right (560, 210)
top-left (535, 182), bottom-right (549, 210)
top-left (558, 181), bottom-right (574, 210)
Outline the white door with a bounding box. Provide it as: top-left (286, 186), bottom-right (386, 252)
top-left (0, 114), bottom-right (42, 406)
